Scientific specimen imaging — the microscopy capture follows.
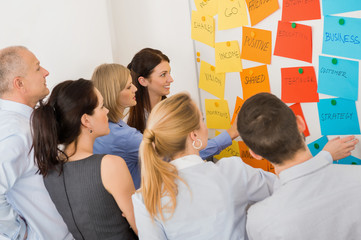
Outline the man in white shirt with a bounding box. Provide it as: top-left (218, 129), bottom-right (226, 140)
top-left (0, 46), bottom-right (72, 239)
top-left (237, 92), bottom-right (360, 240)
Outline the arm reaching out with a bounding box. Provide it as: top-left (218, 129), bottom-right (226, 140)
top-left (323, 136), bottom-right (359, 160)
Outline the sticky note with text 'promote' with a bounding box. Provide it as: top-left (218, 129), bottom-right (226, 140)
top-left (241, 65), bottom-right (270, 100)
top-left (205, 99), bottom-right (231, 129)
top-left (198, 60), bottom-right (226, 99)
top-left (281, 66), bottom-right (319, 103)
top-left (218, 0), bottom-right (249, 30)
top-left (274, 21), bottom-right (313, 63)
top-left (191, 11), bottom-right (215, 48)
top-left (241, 27), bottom-right (272, 64)
top-left (215, 40), bottom-right (242, 73)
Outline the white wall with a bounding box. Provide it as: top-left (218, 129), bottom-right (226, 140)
top-left (0, 0), bottom-right (113, 90)
top-left (107, 0), bottom-right (200, 106)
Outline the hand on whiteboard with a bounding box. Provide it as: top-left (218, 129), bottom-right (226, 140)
top-left (227, 113), bottom-right (239, 140)
top-left (323, 136), bottom-right (359, 161)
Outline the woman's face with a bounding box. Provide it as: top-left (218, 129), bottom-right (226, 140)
top-left (89, 88), bottom-right (110, 136)
top-left (145, 61), bottom-right (174, 98)
top-left (118, 74), bottom-right (137, 108)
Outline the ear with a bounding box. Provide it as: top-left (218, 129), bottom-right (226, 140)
top-left (80, 113), bottom-right (92, 129)
top-left (249, 149), bottom-right (263, 160)
top-left (295, 115), bottom-right (306, 133)
top-left (13, 77), bottom-right (24, 91)
top-left (138, 76), bottom-right (148, 87)
top-left (188, 130), bottom-right (198, 142)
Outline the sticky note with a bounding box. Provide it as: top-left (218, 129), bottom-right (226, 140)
top-left (307, 136), bottom-right (328, 157)
top-left (191, 11), bottom-right (215, 48)
top-left (281, 66), bottom-right (319, 103)
top-left (241, 27), bottom-right (272, 64)
top-left (289, 103), bottom-right (310, 137)
top-left (205, 99), bottom-right (231, 129)
top-left (241, 65), bottom-right (270, 100)
top-left (322, 16), bottom-right (361, 61)
top-left (198, 61), bottom-right (226, 99)
top-left (214, 130), bottom-right (240, 160)
top-left (282, 0), bottom-right (321, 21)
top-left (274, 21), bottom-right (313, 63)
top-left (318, 98), bottom-right (360, 135)
top-left (245, 0), bottom-right (279, 26)
top-left (322, 0), bottom-right (361, 15)
top-left (218, 0), bottom-right (249, 30)
top-left (335, 155), bottom-right (361, 165)
top-left (230, 96), bottom-right (244, 125)
top-left (238, 141), bottom-right (275, 173)
top-left (215, 41), bottom-right (242, 73)
top-left (194, 0), bottom-right (218, 16)
top-left (318, 56), bottom-right (359, 101)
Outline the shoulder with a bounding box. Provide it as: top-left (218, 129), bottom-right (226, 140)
top-left (215, 156), bottom-right (246, 172)
top-left (101, 154), bottom-right (127, 169)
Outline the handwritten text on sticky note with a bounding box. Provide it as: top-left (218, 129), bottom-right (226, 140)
top-left (241, 65), bottom-right (270, 100)
top-left (215, 40), bottom-right (242, 73)
top-left (191, 11), bottom-right (215, 48)
top-left (199, 60), bottom-right (226, 99)
top-left (241, 27), bottom-right (272, 64)
top-left (205, 99), bottom-right (231, 129)
top-left (218, 0), bottom-right (249, 30)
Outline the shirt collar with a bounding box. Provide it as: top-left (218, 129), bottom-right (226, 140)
top-left (170, 154), bottom-right (204, 170)
top-left (0, 99), bottom-right (33, 119)
top-left (279, 151), bottom-right (332, 185)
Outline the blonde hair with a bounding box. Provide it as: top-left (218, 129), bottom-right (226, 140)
top-left (91, 63), bottom-right (130, 123)
top-left (139, 93), bottom-right (200, 221)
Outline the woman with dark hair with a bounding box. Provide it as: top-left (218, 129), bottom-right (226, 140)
top-left (32, 79), bottom-right (138, 239)
top-left (127, 48), bottom-right (239, 157)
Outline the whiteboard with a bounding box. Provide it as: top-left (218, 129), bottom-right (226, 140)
top-left (188, 0), bottom-right (361, 159)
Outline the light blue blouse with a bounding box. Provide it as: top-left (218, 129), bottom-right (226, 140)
top-left (93, 119), bottom-right (232, 189)
top-left (132, 155), bottom-right (276, 240)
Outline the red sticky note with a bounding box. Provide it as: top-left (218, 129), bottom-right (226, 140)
top-left (230, 96), bottom-right (244, 125)
top-left (282, 0), bottom-right (321, 21)
top-left (289, 103), bottom-right (310, 137)
top-left (281, 66), bottom-right (319, 103)
top-left (274, 21), bottom-right (313, 63)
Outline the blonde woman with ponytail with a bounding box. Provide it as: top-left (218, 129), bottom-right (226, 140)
top-left (132, 93), bottom-right (277, 240)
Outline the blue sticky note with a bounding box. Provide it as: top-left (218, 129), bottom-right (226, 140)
top-left (334, 155), bottom-right (361, 165)
top-left (318, 56), bottom-right (359, 101)
top-left (322, 0), bottom-right (361, 15)
top-left (318, 98), bottom-right (360, 135)
top-left (308, 136), bottom-right (329, 157)
top-left (322, 16), bottom-right (361, 60)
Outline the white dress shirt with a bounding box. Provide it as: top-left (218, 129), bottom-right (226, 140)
top-left (0, 99), bottom-right (72, 240)
top-left (246, 151), bottom-right (361, 240)
top-left (132, 154), bottom-right (276, 240)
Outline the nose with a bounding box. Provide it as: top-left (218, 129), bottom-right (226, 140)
top-left (133, 84), bottom-right (137, 92)
top-left (42, 67), bottom-right (49, 77)
top-left (168, 75), bottom-right (174, 83)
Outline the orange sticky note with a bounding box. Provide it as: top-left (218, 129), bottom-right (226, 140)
top-left (191, 11), bottom-right (215, 48)
top-left (274, 21), bottom-right (313, 63)
top-left (215, 40), bottom-right (243, 73)
top-left (230, 96), bottom-right (244, 125)
top-left (241, 27), bottom-right (272, 64)
top-left (194, 0), bottom-right (218, 16)
top-left (282, 0), bottom-right (321, 21)
top-left (289, 103), bottom-right (310, 137)
top-left (281, 66), bottom-right (319, 103)
top-left (241, 65), bottom-right (270, 100)
top-left (218, 0), bottom-right (249, 30)
top-left (238, 141), bottom-right (275, 173)
top-left (245, 0), bottom-right (279, 26)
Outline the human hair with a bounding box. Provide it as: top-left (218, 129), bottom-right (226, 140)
top-left (237, 92), bottom-right (305, 165)
top-left (0, 46), bottom-right (28, 96)
top-left (139, 93), bottom-right (199, 220)
top-left (32, 79), bottom-right (98, 176)
top-left (127, 48), bottom-right (170, 133)
top-left (91, 63), bottom-right (130, 123)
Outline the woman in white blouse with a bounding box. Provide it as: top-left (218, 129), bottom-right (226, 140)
top-left (132, 93), bottom-right (276, 240)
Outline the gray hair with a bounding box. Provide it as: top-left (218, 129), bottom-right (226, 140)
top-left (0, 46), bottom-right (28, 96)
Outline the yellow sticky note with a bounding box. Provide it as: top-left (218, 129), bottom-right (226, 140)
top-left (199, 61), bottom-right (226, 99)
top-left (218, 0), bottom-right (249, 30)
top-left (205, 99), bottom-right (231, 129)
top-left (245, 0), bottom-right (279, 26)
top-left (230, 96), bottom-right (244, 125)
top-left (241, 27), bottom-right (272, 64)
top-left (214, 130), bottom-right (240, 160)
top-left (240, 65), bottom-right (270, 100)
top-left (191, 11), bottom-right (215, 48)
top-left (194, 0), bottom-right (218, 16)
top-left (215, 41), bottom-right (243, 73)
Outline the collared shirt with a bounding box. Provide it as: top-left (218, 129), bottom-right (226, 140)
top-left (0, 99), bottom-right (72, 240)
top-left (246, 151), bottom-right (361, 240)
top-left (132, 154), bottom-right (276, 240)
top-left (94, 119), bottom-right (232, 189)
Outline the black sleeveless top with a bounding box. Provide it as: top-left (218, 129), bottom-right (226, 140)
top-left (44, 154), bottom-right (138, 240)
